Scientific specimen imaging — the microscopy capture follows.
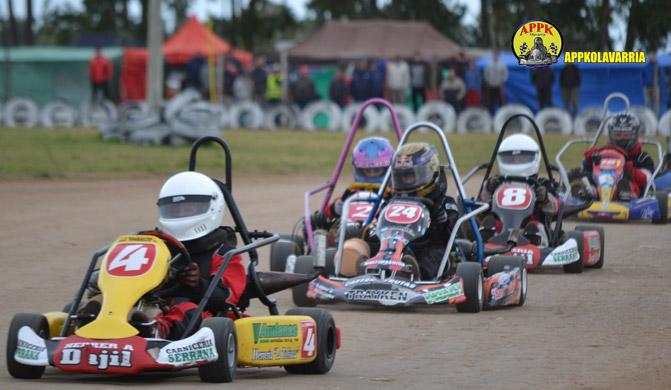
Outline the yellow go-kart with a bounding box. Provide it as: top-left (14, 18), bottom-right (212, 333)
top-left (6, 137), bottom-right (339, 383)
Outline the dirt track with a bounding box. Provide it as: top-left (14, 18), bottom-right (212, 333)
top-left (1, 177), bottom-right (670, 389)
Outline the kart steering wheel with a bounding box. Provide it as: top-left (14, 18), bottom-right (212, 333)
top-left (137, 230), bottom-right (194, 280)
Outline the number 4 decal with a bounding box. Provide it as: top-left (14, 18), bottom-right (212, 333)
top-left (300, 320), bottom-right (316, 358)
top-left (106, 243), bottom-right (156, 277)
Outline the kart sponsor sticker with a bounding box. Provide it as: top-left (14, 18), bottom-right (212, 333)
top-left (362, 259), bottom-right (406, 269)
top-left (344, 276), bottom-right (417, 289)
top-left (422, 283), bottom-right (464, 304)
top-left (252, 323), bottom-right (298, 344)
top-left (156, 328), bottom-right (217, 367)
top-left (14, 326), bottom-right (48, 366)
top-left (511, 246), bottom-right (537, 265)
top-left (105, 243), bottom-right (157, 277)
top-left (300, 320), bottom-right (316, 358)
top-left (59, 342), bottom-right (135, 370)
top-left (495, 184), bottom-right (533, 210)
top-left (383, 203), bottom-right (423, 224)
top-left (585, 233), bottom-right (601, 264)
top-left (252, 347), bottom-right (300, 361)
top-left (344, 288), bottom-right (411, 305)
top-left (543, 239), bottom-right (580, 266)
top-left (600, 158), bottom-right (621, 169)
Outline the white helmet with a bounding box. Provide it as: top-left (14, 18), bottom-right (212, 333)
top-left (157, 171), bottom-right (225, 241)
top-left (497, 134), bottom-right (541, 177)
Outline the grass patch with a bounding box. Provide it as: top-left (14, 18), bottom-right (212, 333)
top-left (1, 127), bottom-right (662, 180)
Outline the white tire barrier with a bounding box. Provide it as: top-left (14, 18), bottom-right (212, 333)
top-left (456, 108), bottom-right (492, 134)
top-left (126, 124), bottom-right (171, 145)
top-left (658, 110), bottom-right (671, 136)
top-left (534, 108), bottom-right (573, 135)
top-left (164, 88), bottom-right (201, 121)
top-left (170, 101), bottom-right (222, 138)
top-left (493, 104), bottom-right (534, 133)
top-left (630, 106), bottom-right (658, 136)
top-left (5, 97), bottom-right (39, 128)
top-left (417, 101), bottom-right (456, 133)
top-left (41, 100), bottom-right (78, 128)
top-left (264, 104), bottom-right (299, 130)
top-left (229, 101), bottom-right (264, 129)
top-left (300, 101), bottom-right (342, 132)
top-left (379, 104), bottom-right (415, 133)
top-left (573, 107), bottom-right (605, 135)
top-left (341, 103), bottom-right (380, 132)
top-left (80, 100), bottom-right (118, 128)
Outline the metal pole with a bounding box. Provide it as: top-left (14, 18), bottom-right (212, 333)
top-left (280, 50), bottom-right (288, 102)
top-left (146, 0), bottom-right (163, 112)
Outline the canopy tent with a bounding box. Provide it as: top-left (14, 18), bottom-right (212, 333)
top-left (121, 17), bottom-right (252, 101)
top-left (476, 52), bottom-right (670, 114)
top-left (288, 20), bottom-right (463, 62)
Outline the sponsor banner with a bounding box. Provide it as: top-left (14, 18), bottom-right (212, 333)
top-left (422, 282), bottom-right (464, 305)
top-left (14, 326), bottom-right (48, 366)
top-left (253, 322), bottom-right (299, 344)
top-left (156, 327), bottom-right (217, 367)
top-left (543, 239), bottom-right (580, 266)
top-left (344, 288), bottom-right (413, 306)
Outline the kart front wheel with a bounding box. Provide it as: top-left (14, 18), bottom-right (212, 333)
top-left (6, 313), bottom-right (49, 379)
top-left (198, 317), bottom-right (237, 383)
top-left (563, 231), bottom-right (585, 273)
top-left (456, 262), bottom-right (484, 313)
top-left (653, 190), bottom-right (670, 224)
top-left (487, 256), bottom-right (527, 306)
top-left (270, 234), bottom-right (303, 272)
top-left (292, 255), bottom-right (318, 307)
top-left (575, 225), bottom-right (605, 268)
top-left (284, 308), bottom-right (337, 374)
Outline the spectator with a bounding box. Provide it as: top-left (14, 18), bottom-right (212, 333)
top-left (439, 68), bottom-right (465, 112)
top-left (291, 65), bottom-right (316, 109)
top-left (223, 50), bottom-right (242, 101)
top-left (233, 69), bottom-right (254, 101)
top-left (350, 59), bottom-right (372, 102)
top-left (369, 59), bottom-right (385, 99)
top-left (560, 63), bottom-right (581, 116)
top-left (464, 61), bottom-right (482, 107)
top-left (386, 56), bottom-right (410, 104)
top-left (641, 52), bottom-right (665, 116)
top-left (265, 63), bottom-right (283, 105)
top-left (409, 51), bottom-right (428, 112)
top-left (329, 67), bottom-right (349, 107)
top-left (184, 53), bottom-right (205, 93)
top-left (453, 50), bottom-right (468, 80)
top-left (250, 56), bottom-right (267, 104)
top-left (531, 66), bottom-right (554, 109)
top-left (89, 46), bottom-right (113, 101)
top-left (484, 50), bottom-right (508, 113)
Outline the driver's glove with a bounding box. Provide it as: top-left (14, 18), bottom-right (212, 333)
top-left (485, 176), bottom-right (501, 194)
top-left (179, 263), bottom-right (201, 288)
top-left (534, 185), bottom-right (548, 203)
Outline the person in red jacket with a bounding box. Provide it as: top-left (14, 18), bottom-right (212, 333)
top-left (153, 171), bottom-right (246, 340)
top-left (580, 112), bottom-right (654, 200)
top-left (89, 46), bottom-right (113, 101)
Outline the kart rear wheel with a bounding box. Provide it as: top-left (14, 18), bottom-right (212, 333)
top-left (487, 256), bottom-right (527, 306)
top-left (284, 308), bottom-right (337, 375)
top-left (563, 231), bottom-right (585, 273)
top-left (456, 262), bottom-right (484, 313)
top-left (292, 255), bottom-right (317, 307)
top-left (575, 225), bottom-right (605, 268)
top-left (270, 234), bottom-right (303, 272)
top-left (653, 190), bottom-right (670, 224)
top-left (6, 313), bottom-right (49, 379)
top-left (198, 317), bottom-right (237, 383)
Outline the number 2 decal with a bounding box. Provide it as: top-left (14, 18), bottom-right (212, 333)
top-left (348, 203), bottom-right (374, 221)
top-left (496, 185), bottom-right (533, 210)
top-left (384, 203), bottom-right (422, 224)
top-left (106, 243), bottom-right (156, 277)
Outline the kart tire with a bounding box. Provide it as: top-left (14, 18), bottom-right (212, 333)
top-left (6, 313), bottom-right (49, 379)
top-left (324, 247), bottom-right (336, 277)
top-left (300, 101), bottom-right (342, 132)
top-left (198, 317), bottom-right (237, 383)
top-left (455, 262), bottom-right (484, 313)
top-left (229, 101), bottom-right (264, 129)
top-left (270, 234), bottom-right (304, 272)
top-left (284, 308), bottom-right (337, 374)
top-left (575, 225), bottom-right (605, 268)
top-left (487, 256), bottom-right (527, 306)
top-left (562, 231), bottom-right (585, 273)
top-left (653, 190), bottom-right (670, 224)
top-left (41, 100), bottom-right (78, 128)
top-left (264, 104), bottom-right (298, 130)
top-left (292, 255), bottom-right (318, 307)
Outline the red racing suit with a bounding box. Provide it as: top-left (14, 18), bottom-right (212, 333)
top-left (155, 227), bottom-right (246, 339)
top-left (582, 142), bottom-right (654, 198)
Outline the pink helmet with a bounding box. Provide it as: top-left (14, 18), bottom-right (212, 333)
top-left (352, 137), bottom-right (394, 183)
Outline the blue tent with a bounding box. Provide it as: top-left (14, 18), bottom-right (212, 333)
top-left (476, 52), bottom-right (670, 115)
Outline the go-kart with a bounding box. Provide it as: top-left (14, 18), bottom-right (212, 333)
top-left (6, 137), bottom-right (339, 383)
top-left (556, 93), bottom-right (671, 224)
top-left (653, 136), bottom-right (671, 191)
top-left (290, 121), bottom-right (528, 312)
top-left (269, 98), bottom-right (403, 275)
top-left (464, 114), bottom-right (604, 273)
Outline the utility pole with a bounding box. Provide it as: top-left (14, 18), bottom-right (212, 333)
top-left (146, 0), bottom-right (163, 112)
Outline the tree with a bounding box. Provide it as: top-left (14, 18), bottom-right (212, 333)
top-left (6, 0), bottom-right (18, 45)
top-left (26, 0), bottom-right (34, 45)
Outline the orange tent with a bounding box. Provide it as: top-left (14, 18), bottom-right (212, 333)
top-left (163, 16), bottom-right (252, 66)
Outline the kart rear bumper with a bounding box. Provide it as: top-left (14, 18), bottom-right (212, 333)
top-left (569, 197), bottom-right (662, 222)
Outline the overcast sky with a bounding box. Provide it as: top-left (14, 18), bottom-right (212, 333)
top-left (0, 0), bottom-right (640, 51)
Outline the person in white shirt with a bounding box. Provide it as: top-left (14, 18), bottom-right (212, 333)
top-left (484, 50), bottom-right (509, 113)
top-left (386, 56), bottom-right (410, 104)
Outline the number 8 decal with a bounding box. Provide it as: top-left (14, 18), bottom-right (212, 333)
top-left (496, 185), bottom-right (533, 209)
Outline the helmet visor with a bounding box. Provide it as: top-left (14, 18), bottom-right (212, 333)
top-left (498, 150), bottom-right (538, 165)
top-left (354, 167), bottom-right (386, 181)
top-left (391, 165), bottom-right (434, 192)
top-left (158, 195), bottom-right (212, 219)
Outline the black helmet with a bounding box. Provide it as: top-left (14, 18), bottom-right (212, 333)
top-left (390, 143), bottom-right (441, 197)
top-left (607, 113), bottom-right (640, 151)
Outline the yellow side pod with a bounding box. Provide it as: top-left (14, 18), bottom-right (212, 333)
top-left (236, 316), bottom-right (317, 367)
